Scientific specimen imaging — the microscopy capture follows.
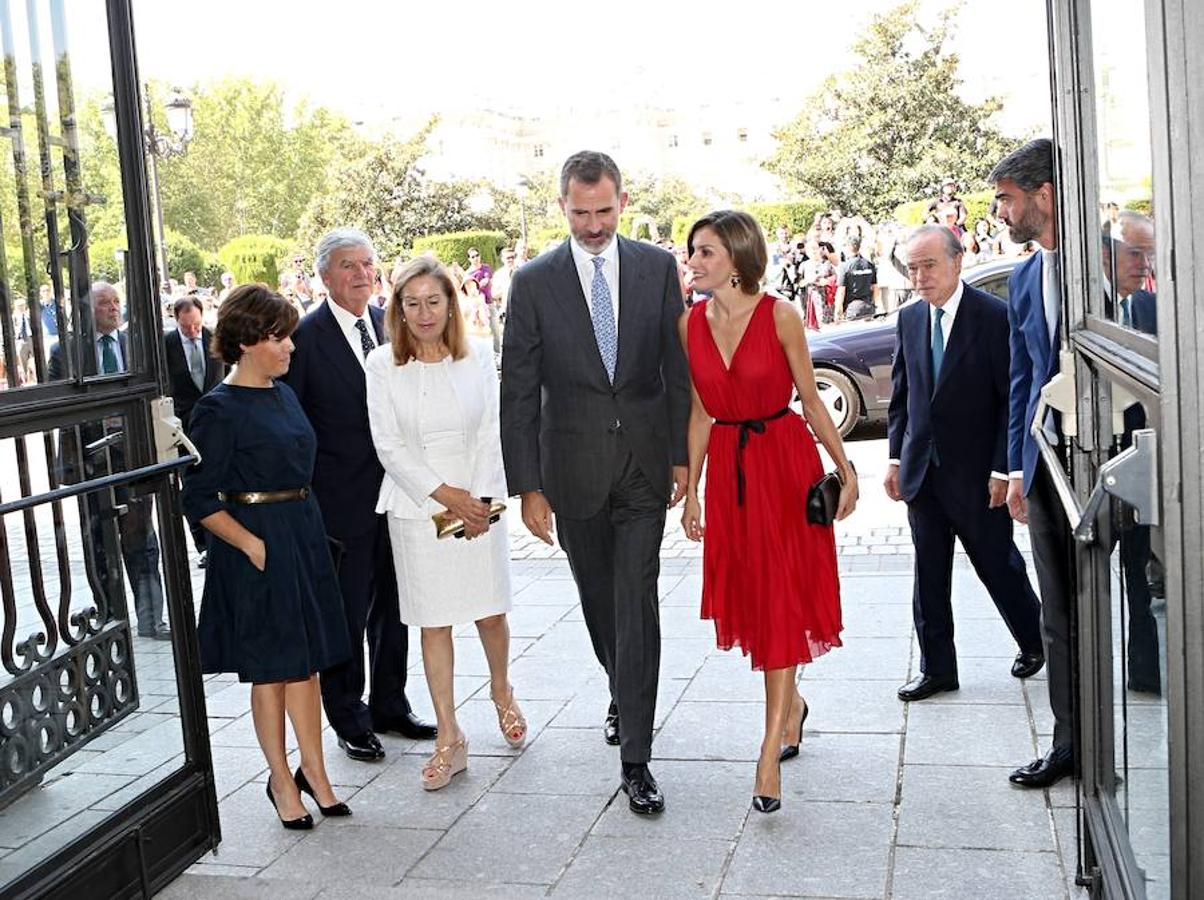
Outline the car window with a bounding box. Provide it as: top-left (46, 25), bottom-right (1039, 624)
top-left (973, 274), bottom-right (1010, 302)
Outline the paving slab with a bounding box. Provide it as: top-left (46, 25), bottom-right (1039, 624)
top-left (551, 835), bottom-right (731, 899)
top-left (890, 846), bottom-right (1066, 900)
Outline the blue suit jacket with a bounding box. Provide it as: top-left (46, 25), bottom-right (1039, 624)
top-left (887, 283), bottom-right (1010, 504)
top-left (1006, 251), bottom-right (1060, 496)
top-left (281, 302), bottom-right (387, 541)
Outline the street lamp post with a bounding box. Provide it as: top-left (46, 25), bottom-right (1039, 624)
top-left (515, 176), bottom-right (530, 246)
top-left (102, 85), bottom-right (192, 291)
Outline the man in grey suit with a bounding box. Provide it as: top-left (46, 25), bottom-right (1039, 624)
top-left (500, 151), bottom-right (690, 815)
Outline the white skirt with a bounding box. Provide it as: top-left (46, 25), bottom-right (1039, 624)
top-left (387, 511), bottom-right (512, 628)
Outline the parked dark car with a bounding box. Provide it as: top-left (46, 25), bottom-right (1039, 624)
top-left (805, 256), bottom-right (1019, 437)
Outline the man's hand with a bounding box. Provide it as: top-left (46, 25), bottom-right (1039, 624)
top-left (1006, 477), bottom-right (1028, 524)
top-left (884, 464), bottom-right (902, 502)
top-left (521, 491), bottom-right (555, 545)
top-left (988, 477), bottom-right (1007, 509)
top-left (669, 466), bottom-right (689, 508)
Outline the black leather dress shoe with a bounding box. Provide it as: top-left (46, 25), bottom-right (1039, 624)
top-left (604, 702), bottom-right (621, 746)
top-left (372, 712), bottom-right (437, 740)
top-left (620, 764), bottom-right (665, 815)
top-left (1009, 746), bottom-right (1074, 788)
top-left (338, 731), bottom-right (385, 762)
top-left (1011, 651), bottom-right (1046, 679)
top-left (897, 673), bottom-right (959, 702)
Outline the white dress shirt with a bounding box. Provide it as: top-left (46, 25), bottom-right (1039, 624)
top-left (327, 299), bottom-right (382, 369)
top-left (569, 236), bottom-right (619, 326)
top-left (888, 281), bottom-right (1005, 481)
top-left (94, 329), bottom-right (126, 373)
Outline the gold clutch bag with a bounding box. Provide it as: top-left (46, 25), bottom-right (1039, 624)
top-left (432, 499), bottom-right (506, 540)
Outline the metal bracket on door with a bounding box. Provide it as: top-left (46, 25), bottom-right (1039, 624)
top-left (152, 396), bottom-right (201, 465)
top-left (1073, 429), bottom-right (1159, 544)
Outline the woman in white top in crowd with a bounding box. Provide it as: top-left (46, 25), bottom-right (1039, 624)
top-left (365, 256), bottom-right (526, 791)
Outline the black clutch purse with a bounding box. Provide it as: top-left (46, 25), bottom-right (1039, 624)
top-left (807, 473), bottom-right (842, 525)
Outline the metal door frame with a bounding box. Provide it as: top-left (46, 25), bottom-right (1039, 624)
top-left (1045, 0), bottom-right (1203, 896)
top-left (0, 1), bottom-right (219, 896)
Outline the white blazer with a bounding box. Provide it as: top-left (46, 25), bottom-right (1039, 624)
top-left (365, 339), bottom-right (507, 520)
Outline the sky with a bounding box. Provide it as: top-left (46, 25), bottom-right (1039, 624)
top-left (105, 0), bottom-right (1054, 137)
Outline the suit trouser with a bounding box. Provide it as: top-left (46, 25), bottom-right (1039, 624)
top-left (557, 447), bottom-right (665, 766)
top-left (1027, 464), bottom-right (1076, 752)
top-left (180, 421), bottom-right (208, 554)
top-left (1119, 524), bottom-right (1160, 691)
top-left (907, 468), bottom-right (1044, 676)
top-left (320, 516), bottom-right (411, 737)
top-left (86, 491), bottom-right (166, 635)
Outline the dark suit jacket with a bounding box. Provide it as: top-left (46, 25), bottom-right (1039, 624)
top-left (500, 237), bottom-right (690, 519)
top-left (281, 301), bottom-right (387, 541)
top-left (1006, 251), bottom-right (1060, 495)
top-left (164, 327), bottom-right (224, 427)
top-left (48, 331), bottom-right (131, 483)
top-left (887, 283), bottom-right (1011, 505)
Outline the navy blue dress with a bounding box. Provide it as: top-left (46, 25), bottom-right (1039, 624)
top-left (183, 381), bottom-right (351, 682)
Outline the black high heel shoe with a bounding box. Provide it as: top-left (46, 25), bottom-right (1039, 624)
top-left (779, 698), bottom-right (810, 762)
top-left (294, 766), bottom-right (352, 817)
top-left (266, 780), bottom-right (313, 830)
top-left (752, 756), bottom-right (782, 814)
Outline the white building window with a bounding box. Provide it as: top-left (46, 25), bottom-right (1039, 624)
top-left (737, 128), bottom-right (748, 143)
top-left (702, 132), bottom-right (713, 146)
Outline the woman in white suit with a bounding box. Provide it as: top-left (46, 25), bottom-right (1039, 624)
top-left (366, 256), bottom-right (526, 791)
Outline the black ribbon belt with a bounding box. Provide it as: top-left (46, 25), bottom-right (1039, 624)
top-left (713, 407), bottom-right (790, 505)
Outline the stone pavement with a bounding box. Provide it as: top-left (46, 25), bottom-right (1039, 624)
top-left (156, 435), bottom-right (1088, 900)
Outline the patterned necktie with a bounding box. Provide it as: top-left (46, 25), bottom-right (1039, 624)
top-left (354, 318), bottom-right (375, 360)
top-left (931, 306), bottom-right (945, 388)
top-left (100, 334), bottom-right (118, 374)
top-left (19, 315), bottom-right (28, 340)
top-left (188, 337), bottom-right (205, 390)
top-left (590, 256), bottom-right (617, 381)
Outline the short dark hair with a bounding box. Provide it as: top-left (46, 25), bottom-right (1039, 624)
top-left (173, 296), bottom-right (204, 318)
top-left (559, 150), bottom-right (623, 198)
top-left (848, 236), bottom-right (862, 253)
top-left (989, 138), bottom-right (1054, 191)
top-left (211, 284), bottom-right (299, 364)
top-left (687, 210), bottom-right (767, 293)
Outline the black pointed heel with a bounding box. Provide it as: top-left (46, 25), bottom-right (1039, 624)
top-left (779, 698), bottom-right (809, 762)
top-left (266, 780), bottom-right (313, 830)
top-left (752, 794), bottom-right (782, 813)
top-left (294, 766), bottom-right (352, 817)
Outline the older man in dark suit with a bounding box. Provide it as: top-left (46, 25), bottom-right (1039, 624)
top-left (885, 226), bottom-right (1045, 703)
top-left (50, 282), bottom-right (170, 639)
top-left (282, 228), bottom-right (434, 762)
top-left (500, 151), bottom-right (690, 815)
top-left (164, 295), bottom-right (224, 563)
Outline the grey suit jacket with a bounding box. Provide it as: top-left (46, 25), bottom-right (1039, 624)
top-left (499, 236), bottom-right (690, 519)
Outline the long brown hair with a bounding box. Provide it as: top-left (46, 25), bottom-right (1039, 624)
top-left (385, 256), bottom-right (468, 365)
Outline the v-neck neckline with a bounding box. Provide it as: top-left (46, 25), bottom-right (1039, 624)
top-left (706, 294), bottom-right (765, 373)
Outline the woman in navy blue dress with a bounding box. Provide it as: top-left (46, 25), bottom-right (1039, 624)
top-left (183, 284), bottom-right (352, 829)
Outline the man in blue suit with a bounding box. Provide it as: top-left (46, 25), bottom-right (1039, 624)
top-left (283, 228), bottom-right (435, 761)
top-left (886, 226), bottom-right (1045, 702)
top-left (991, 139), bottom-right (1077, 788)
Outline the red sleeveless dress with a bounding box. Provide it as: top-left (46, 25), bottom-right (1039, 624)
top-left (686, 294), bottom-right (842, 670)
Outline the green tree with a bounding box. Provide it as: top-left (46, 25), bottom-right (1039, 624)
top-left (155, 78), bottom-right (363, 250)
top-left (765, 1), bottom-right (1021, 220)
top-left (626, 173), bottom-right (709, 237)
top-left (295, 121), bottom-right (493, 261)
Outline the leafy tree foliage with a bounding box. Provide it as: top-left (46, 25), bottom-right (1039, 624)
top-left (156, 79), bottom-right (364, 250)
top-left (766, 1), bottom-right (1021, 220)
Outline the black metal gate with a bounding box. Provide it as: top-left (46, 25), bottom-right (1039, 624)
top-left (0, 1), bottom-right (218, 896)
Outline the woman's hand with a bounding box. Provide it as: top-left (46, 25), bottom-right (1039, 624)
top-left (681, 495), bottom-right (705, 542)
top-left (433, 485), bottom-right (491, 537)
top-left (242, 534), bottom-right (267, 571)
top-left (836, 473), bottom-right (859, 521)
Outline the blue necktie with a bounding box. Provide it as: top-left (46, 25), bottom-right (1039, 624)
top-left (101, 334), bottom-right (119, 374)
top-left (931, 306), bottom-right (945, 389)
top-left (590, 256), bottom-right (617, 381)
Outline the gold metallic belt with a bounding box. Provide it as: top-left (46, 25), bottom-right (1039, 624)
top-left (218, 487), bottom-right (310, 504)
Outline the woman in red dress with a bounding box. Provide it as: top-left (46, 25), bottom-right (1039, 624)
top-left (678, 211), bottom-right (858, 813)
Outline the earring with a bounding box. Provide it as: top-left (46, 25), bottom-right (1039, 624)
top-left (730, 273), bottom-right (741, 288)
